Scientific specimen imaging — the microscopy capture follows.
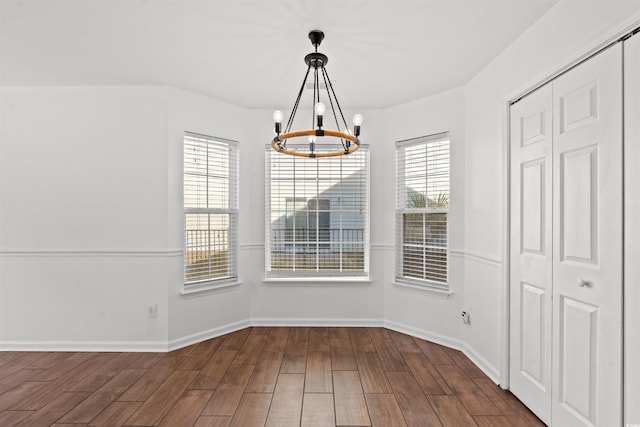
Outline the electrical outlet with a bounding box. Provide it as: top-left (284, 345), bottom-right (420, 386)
top-left (147, 304), bottom-right (157, 318)
top-left (461, 310), bottom-right (470, 324)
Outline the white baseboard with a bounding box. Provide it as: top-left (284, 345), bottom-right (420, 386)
top-left (250, 318), bottom-right (384, 327)
top-left (1, 318), bottom-right (500, 386)
top-left (384, 320), bottom-right (500, 384)
top-left (0, 340), bottom-right (169, 352)
top-left (462, 343), bottom-right (500, 384)
top-left (383, 320), bottom-right (463, 350)
top-left (168, 319), bottom-right (251, 351)
top-left (0, 320), bottom-right (254, 353)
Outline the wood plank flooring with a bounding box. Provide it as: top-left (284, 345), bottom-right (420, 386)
top-left (0, 327), bottom-right (545, 426)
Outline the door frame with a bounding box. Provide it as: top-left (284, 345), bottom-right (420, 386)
top-left (500, 14), bottom-right (640, 401)
top-left (623, 30), bottom-right (640, 426)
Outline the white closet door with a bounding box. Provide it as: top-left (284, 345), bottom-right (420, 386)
top-left (551, 43), bottom-right (622, 427)
top-left (509, 84), bottom-right (553, 424)
top-left (624, 33), bottom-right (640, 426)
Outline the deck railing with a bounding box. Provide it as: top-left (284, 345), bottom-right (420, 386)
top-left (269, 228), bottom-right (364, 253)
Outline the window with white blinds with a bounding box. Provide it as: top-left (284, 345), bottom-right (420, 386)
top-left (265, 143), bottom-right (369, 276)
top-left (184, 133), bottom-right (238, 285)
top-left (396, 133), bottom-right (450, 286)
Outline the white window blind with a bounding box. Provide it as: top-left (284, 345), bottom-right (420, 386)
top-left (265, 143), bottom-right (369, 276)
top-left (396, 133), bottom-right (450, 286)
top-left (184, 132), bottom-right (238, 284)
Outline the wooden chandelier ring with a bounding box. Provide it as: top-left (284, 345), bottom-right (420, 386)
top-left (271, 129), bottom-right (360, 158)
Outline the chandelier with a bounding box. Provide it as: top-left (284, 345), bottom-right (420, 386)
top-left (271, 30), bottom-right (363, 158)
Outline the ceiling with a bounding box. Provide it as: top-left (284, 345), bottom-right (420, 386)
top-left (0, 0), bottom-right (558, 109)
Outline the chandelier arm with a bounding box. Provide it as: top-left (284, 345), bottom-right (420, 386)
top-left (320, 68), bottom-right (347, 150)
top-left (322, 67), bottom-right (350, 132)
top-left (285, 65), bottom-right (312, 134)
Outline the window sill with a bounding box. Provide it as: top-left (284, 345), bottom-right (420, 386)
top-left (181, 279), bottom-right (241, 297)
top-left (263, 276), bottom-right (372, 286)
top-left (392, 280), bottom-right (452, 299)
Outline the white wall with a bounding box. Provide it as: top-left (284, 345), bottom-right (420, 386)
top-left (245, 108), bottom-right (386, 325)
top-left (0, 86), bottom-right (171, 349)
top-left (383, 87), bottom-right (470, 362)
top-left (0, 86), bottom-right (388, 348)
top-left (0, 86), bottom-right (254, 350)
top-left (462, 0), bottom-right (640, 417)
top-left (166, 88), bottom-right (251, 347)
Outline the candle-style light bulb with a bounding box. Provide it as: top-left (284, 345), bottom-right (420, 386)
top-left (315, 102), bottom-right (325, 129)
top-left (273, 110), bottom-right (283, 134)
top-left (352, 114), bottom-right (363, 136)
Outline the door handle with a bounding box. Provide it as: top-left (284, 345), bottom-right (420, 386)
top-left (578, 278), bottom-right (590, 288)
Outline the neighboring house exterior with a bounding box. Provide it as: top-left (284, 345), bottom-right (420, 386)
top-left (267, 148), bottom-right (368, 272)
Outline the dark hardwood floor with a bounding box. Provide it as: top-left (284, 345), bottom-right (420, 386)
top-left (0, 327), bottom-right (545, 426)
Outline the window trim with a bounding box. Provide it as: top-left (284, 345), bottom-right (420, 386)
top-left (392, 278), bottom-right (453, 298)
top-left (265, 143), bottom-right (370, 279)
top-left (395, 132), bottom-right (450, 289)
top-left (181, 278), bottom-right (242, 297)
top-left (183, 131), bottom-right (239, 287)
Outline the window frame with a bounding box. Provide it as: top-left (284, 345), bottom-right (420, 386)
top-left (183, 132), bottom-right (239, 287)
top-left (265, 143), bottom-right (370, 279)
top-left (395, 132), bottom-right (450, 290)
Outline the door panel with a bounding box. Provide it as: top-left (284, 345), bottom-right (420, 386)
top-left (552, 43), bottom-right (622, 427)
top-left (559, 145), bottom-right (598, 264)
top-left (559, 81), bottom-right (598, 133)
top-left (510, 84), bottom-right (553, 424)
top-left (521, 159), bottom-right (546, 255)
top-left (558, 296), bottom-right (598, 423)
top-left (522, 109), bottom-right (547, 146)
top-left (520, 282), bottom-right (546, 387)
